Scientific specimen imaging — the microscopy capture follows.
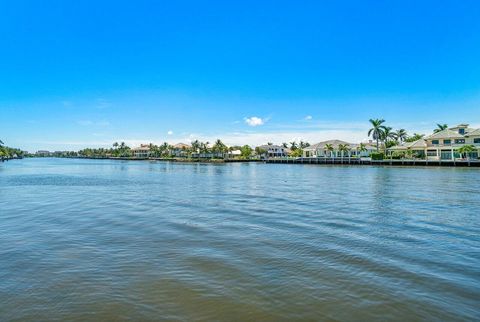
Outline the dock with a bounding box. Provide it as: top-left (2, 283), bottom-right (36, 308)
top-left (266, 157), bottom-right (480, 167)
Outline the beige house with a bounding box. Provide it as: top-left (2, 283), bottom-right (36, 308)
top-left (389, 124), bottom-right (480, 160)
top-left (132, 144), bottom-right (151, 158)
top-left (171, 143), bottom-right (191, 157)
top-left (303, 140), bottom-right (376, 158)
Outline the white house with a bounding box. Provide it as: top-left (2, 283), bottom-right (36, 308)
top-left (302, 140), bottom-right (376, 158)
top-left (257, 145), bottom-right (288, 158)
top-left (389, 124), bottom-right (480, 160)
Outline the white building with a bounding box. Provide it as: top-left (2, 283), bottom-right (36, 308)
top-left (257, 145), bottom-right (288, 158)
top-left (389, 124), bottom-right (480, 160)
top-left (302, 140), bottom-right (376, 158)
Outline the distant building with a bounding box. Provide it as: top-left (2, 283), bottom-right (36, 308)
top-left (171, 143), bottom-right (191, 157)
top-left (257, 145), bottom-right (288, 158)
top-left (302, 140), bottom-right (376, 158)
top-left (132, 145), bottom-right (151, 158)
top-left (36, 150), bottom-right (51, 157)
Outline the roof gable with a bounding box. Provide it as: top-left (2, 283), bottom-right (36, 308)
top-left (426, 129), bottom-right (464, 140)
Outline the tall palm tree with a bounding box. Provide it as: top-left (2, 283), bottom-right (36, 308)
top-left (434, 124), bottom-right (448, 133)
top-left (368, 119), bottom-right (387, 151)
top-left (394, 129), bottom-right (408, 144)
top-left (290, 141), bottom-right (298, 151)
top-left (338, 144), bottom-right (350, 160)
top-left (325, 143), bottom-right (334, 158)
top-left (383, 126), bottom-right (396, 143)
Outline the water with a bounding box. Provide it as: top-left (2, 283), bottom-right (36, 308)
top-left (1, 158), bottom-right (479, 321)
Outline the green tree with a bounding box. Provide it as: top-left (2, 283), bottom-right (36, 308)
top-left (240, 145), bottom-right (253, 158)
top-left (394, 129), bottom-right (408, 144)
top-left (290, 141), bottom-right (298, 151)
top-left (324, 143), bottom-right (334, 158)
top-left (434, 124), bottom-right (448, 133)
top-left (368, 118), bottom-right (387, 151)
top-left (255, 147), bottom-right (267, 158)
top-left (457, 145), bottom-right (476, 160)
top-left (405, 133), bottom-right (425, 143)
top-left (356, 143), bottom-right (367, 158)
top-left (212, 139), bottom-right (228, 154)
top-left (338, 144), bottom-right (350, 160)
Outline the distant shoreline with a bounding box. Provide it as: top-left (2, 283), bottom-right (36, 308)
top-left (18, 156), bottom-right (480, 167)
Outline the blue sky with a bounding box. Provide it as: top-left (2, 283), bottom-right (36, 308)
top-left (1, 0), bottom-right (479, 151)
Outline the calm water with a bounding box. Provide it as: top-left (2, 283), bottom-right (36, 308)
top-left (0, 158), bottom-right (479, 321)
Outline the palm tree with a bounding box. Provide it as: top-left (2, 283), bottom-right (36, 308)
top-left (212, 139), bottom-right (227, 156)
top-left (457, 145), bottom-right (476, 160)
top-left (0, 139), bottom-right (4, 146)
top-left (299, 141), bottom-right (310, 149)
top-left (434, 124), bottom-right (448, 133)
top-left (113, 142), bottom-right (119, 149)
top-left (356, 143), bottom-right (367, 158)
top-left (324, 143), bottom-right (334, 158)
top-left (368, 118), bottom-right (387, 151)
top-left (394, 129), bottom-right (408, 144)
top-left (338, 144), bottom-right (350, 161)
top-left (191, 140), bottom-right (200, 154)
top-left (282, 142), bottom-right (288, 148)
top-left (290, 141), bottom-right (298, 151)
top-left (405, 133), bottom-right (425, 143)
top-left (382, 126), bottom-right (396, 144)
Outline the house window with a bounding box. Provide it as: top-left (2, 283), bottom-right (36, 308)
top-left (459, 128), bottom-right (465, 135)
top-left (427, 150), bottom-right (437, 156)
top-left (443, 139), bottom-right (451, 145)
top-left (474, 138), bottom-right (480, 144)
top-left (431, 140), bottom-right (439, 145)
top-left (455, 139), bottom-right (465, 144)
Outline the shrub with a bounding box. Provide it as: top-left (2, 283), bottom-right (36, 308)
top-left (371, 152), bottom-right (384, 160)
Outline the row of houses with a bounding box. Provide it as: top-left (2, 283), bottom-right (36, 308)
top-left (132, 143), bottom-right (242, 159)
top-left (131, 123), bottom-right (480, 161)
top-left (389, 124), bottom-right (480, 160)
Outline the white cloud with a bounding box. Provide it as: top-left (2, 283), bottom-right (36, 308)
top-left (305, 115), bottom-right (313, 120)
top-left (244, 116), bottom-right (265, 127)
top-left (167, 130), bottom-right (173, 135)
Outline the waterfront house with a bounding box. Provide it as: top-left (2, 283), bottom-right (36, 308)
top-left (171, 143), bottom-right (191, 157)
top-left (302, 140), bottom-right (376, 158)
top-left (389, 124), bottom-right (480, 160)
top-left (257, 144), bottom-right (288, 158)
top-left (132, 144), bottom-right (151, 158)
top-left (226, 149), bottom-right (242, 158)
